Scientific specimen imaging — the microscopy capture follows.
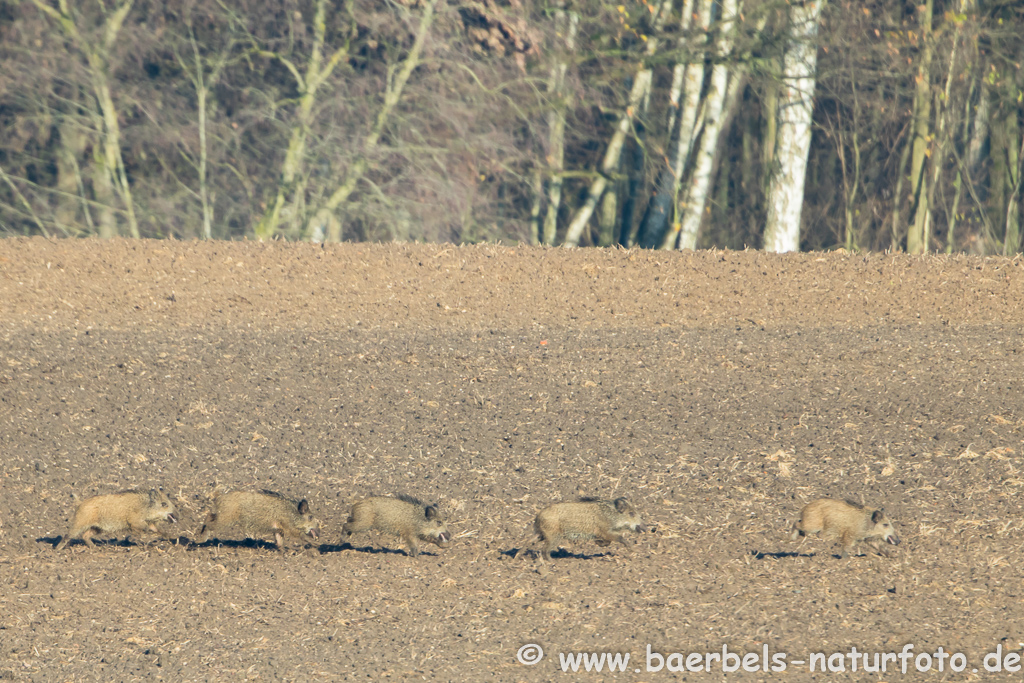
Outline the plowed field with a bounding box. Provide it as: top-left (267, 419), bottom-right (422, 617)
top-left (1, 239), bottom-right (1023, 681)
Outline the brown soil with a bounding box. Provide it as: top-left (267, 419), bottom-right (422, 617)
top-left (1, 238), bottom-right (1023, 681)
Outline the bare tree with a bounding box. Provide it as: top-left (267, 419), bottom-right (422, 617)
top-left (763, 0), bottom-right (826, 253)
top-left (541, 2), bottom-right (579, 246)
top-left (562, 0), bottom-right (673, 248)
top-left (904, 0), bottom-right (934, 254)
top-left (29, 0), bottom-right (140, 238)
top-left (305, 0), bottom-right (439, 241)
top-left (678, 0), bottom-right (742, 250)
top-left (635, 0), bottom-right (704, 249)
top-left (172, 11), bottom-right (236, 240)
top-left (0, 0), bottom-right (1020, 250)
top-left (222, 0), bottom-right (354, 240)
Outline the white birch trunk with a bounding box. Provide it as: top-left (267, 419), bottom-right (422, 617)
top-left (664, 0), bottom-right (696, 136)
top-left (653, 0), bottom-right (709, 249)
top-left (677, 0), bottom-right (738, 250)
top-left (762, 0), bottom-right (826, 253)
top-left (674, 0), bottom-right (711, 183)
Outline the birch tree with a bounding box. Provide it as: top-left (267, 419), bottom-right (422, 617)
top-left (541, 3), bottom-right (579, 246)
top-left (677, 0), bottom-right (740, 250)
top-left (1003, 118), bottom-right (1024, 255)
top-left (762, 0), bottom-right (826, 253)
top-left (2, 0), bottom-right (1021, 248)
top-left (905, 0), bottom-right (934, 254)
top-left (635, 0), bottom-right (704, 249)
top-left (923, 2), bottom-right (968, 254)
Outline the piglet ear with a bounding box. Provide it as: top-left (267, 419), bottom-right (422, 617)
top-left (298, 499), bottom-right (309, 514)
top-left (148, 489), bottom-right (158, 504)
top-left (425, 505), bottom-right (439, 521)
top-left (614, 498), bottom-right (630, 513)
top-left (872, 509), bottom-right (883, 524)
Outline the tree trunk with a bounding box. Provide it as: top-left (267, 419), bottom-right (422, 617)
top-left (186, 33), bottom-right (231, 240)
top-left (678, 0), bottom-right (740, 251)
top-left (967, 82), bottom-right (990, 175)
top-left (890, 126), bottom-right (912, 250)
top-left (91, 65), bottom-right (139, 238)
top-left (905, 0), bottom-right (934, 254)
top-left (945, 65), bottom-right (980, 253)
top-left (56, 115), bottom-right (91, 235)
top-left (542, 5), bottom-right (579, 246)
top-left (1000, 92), bottom-right (1022, 254)
top-left (598, 179), bottom-right (619, 246)
top-left (620, 80), bottom-right (653, 246)
top-left (561, 80), bottom-right (650, 247)
top-left (91, 133), bottom-right (118, 240)
top-left (842, 130), bottom-right (860, 251)
top-left (326, 213), bottom-right (343, 243)
top-left (635, 0), bottom-right (705, 248)
top-left (31, 0), bottom-right (139, 238)
top-left (29, 0), bottom-right (138, 238)
top-left (665, 0), bottom-right (697, 137)
top-left (198, 82), bottom-right (213, 241)
top-left (762, 0), bottom-right (827, 253)
top-left (958, 74), bottom-right (991, 251)
top-left (528, 168), bottom-right (542, 245)
top-left (762, 57), bottom-right (780, 191)
top-left (924, 3), bottom-right (966, 254)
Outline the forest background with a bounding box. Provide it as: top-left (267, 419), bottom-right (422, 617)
top-left (0, 0), bottom-right (1021, 253)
